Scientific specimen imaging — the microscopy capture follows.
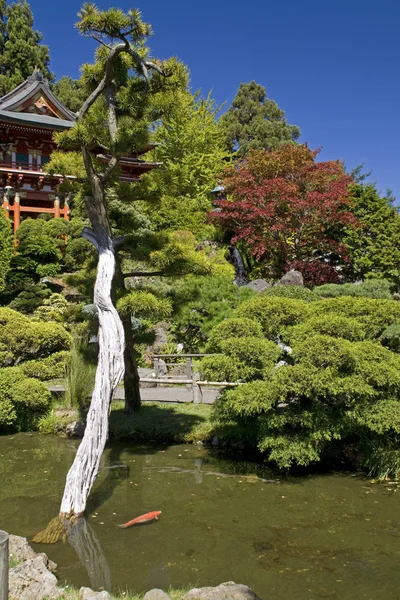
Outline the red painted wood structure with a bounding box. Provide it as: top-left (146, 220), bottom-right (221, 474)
top-left (0, 69), bottom-right (159, 244)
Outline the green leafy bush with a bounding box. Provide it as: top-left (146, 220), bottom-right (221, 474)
top-left (262, 285), bottom-right (319, 303)
top-left (0, 367), bottom-right (51, 431)
top-left (201, 337), bottom-right (281, 382)
top-left (20, 351), bottom-right (69, 380)
top-left (286, 314), bottom-right (366, 344)
top-left (380, 324), bottom-right (400, 353)
top-left (234, 296), bottom-right (309, 339)
top-left (315, 279), bottom-right (392, 300)
top-left (310, 297), bottom-right (400, 338)
top-left (0, 307), bottom-right (71, 365)
top-left (205, 317), bottom-right (263, 352)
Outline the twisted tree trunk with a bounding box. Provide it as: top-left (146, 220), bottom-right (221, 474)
top-left (60, 231), bottom-right (125, 516)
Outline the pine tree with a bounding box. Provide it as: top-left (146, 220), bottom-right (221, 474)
top-left (219, 80), bottom-right (300, 157)
top-left (0, 0), bottom-right (53, 96)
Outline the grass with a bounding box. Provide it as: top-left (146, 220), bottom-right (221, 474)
top-left (54, 585), bottom-right (191, 599)
top-left (108, 401), bottom-right (214, 444)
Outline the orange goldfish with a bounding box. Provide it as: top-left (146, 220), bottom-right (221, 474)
top-left (118, 510), bottom-right (162, 528)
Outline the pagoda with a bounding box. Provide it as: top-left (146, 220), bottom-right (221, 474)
top-left (0, 69), bottom-right (159, 241)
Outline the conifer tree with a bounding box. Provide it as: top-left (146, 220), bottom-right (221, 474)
top-left (219, 80), bottom-right (300, 157)
top-left (0, 0), bottom-right (53, 96)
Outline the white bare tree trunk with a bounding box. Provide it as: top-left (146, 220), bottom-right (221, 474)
top-left (60, 242), bottom-right (124, 516)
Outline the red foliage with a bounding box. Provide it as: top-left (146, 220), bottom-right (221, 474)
top-left (288, 260), bottom-right (339, 287)
top-left (211, 145), bottom-right (359, 278)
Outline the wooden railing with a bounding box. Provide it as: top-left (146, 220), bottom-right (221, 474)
top-left (145, 353), bottom-right (241, 403)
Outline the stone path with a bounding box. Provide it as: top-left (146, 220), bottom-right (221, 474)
top-left (47, 384), bottom-right (219, 405)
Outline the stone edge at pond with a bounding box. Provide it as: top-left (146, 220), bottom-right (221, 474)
top-left (8, 534), bottom-right (261, 600)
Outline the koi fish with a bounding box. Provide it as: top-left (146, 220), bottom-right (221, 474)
top-left (118, 510), bottom-right (162, 528)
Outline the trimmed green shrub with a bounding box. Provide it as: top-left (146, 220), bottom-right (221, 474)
top-left (201, 337), bottom-right (281, 382)
top-left (262, 285), bottom-right (319, 303)
top-left (205, 317), bottom-right (263, 352)
top-left (0, 307), bottom-right (71, 365)
top-left (380, 324), bottom-right (400, 353)
top-left (0, 367), bottom-right (51, 431)
top-left (20, 351), bottom-right (70, 380)
top-left (310, 297), bottom-right (400, 338)
top-left (200, 355), bottom-right (240, 383)
top-left (315, 279), bottom-right (392, 300)
top-left (286, 315), bottom-right (366, 344)
top-left (234, 296), bottom-right (309, 339)
top-left (292, 335), bottom-right (356, 373)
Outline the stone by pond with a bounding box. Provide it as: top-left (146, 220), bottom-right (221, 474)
top-left (1, 433), bottom-right (400, 599)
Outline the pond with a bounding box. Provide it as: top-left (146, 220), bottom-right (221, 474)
top-left (1, 434), bottom-right (400, 600)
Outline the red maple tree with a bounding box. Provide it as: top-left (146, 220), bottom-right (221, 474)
top-left (212, 145), bottom-right (359, 282)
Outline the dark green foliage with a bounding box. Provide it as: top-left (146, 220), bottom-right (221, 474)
top-left (205, 317), bottom-right (263, 352)
top-left (172, 275), bottom-right (254, 351)
top-left (234, 295), bottom-right (309, 339)
top-left (20, 351), bottom-right (69, 380)
top-left (0, 0), bottom-right (53, 96)
top-left (219, 80), bottom-right (300, 156)
top-left (8, 283), bottom-right (51, 313)
top-left (0, 366), bottom-right (51, 431)
top-left (53, 75), bottom-right (85, 112)
top-left (343, 184), bottom-right (400, 288)
top-left (200, 355), bottom-right (241, 383)
top-left (261, 285), bottom-right (319, 303)
top-left (315, 279), bottom-right (392, 300)
top-left (380, 324), bottom-right (400, 353)
top-left (0, 209), bottom-right (13, 292)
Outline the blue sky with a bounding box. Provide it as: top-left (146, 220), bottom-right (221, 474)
top-left (30, 0), bottom-right (400, 200)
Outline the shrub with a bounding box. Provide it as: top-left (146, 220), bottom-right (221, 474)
top-left (288, 260), bottom-right (339, 287)
top-left (234, 296), bottom-right (309, 339)
top-left (310, 297), bottom-right (400, 338)
top-left (0, 367), bottom-right (51, 431)
top-left (0, 307), bottom-right (71, 365)
top-left (8, 283), bottom-right (51, 314)
top-left (380, 324), bottom-right (400, 353)
top-left (261, 285), bottom-right (319, 303)
top-left (315, 279), bottom-right (392, 300)
top-left (200, 355), bottom-right (240, 382)
top-left (286, 314), bottom-right (366, 344)
top-left (205, 317), bottom-right (263, 352)
top-left (20, 351), bottom-right (70, 380)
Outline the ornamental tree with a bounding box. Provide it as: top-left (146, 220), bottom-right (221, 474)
top-left (212, 144), bottom-right (359, 280)
top-left (47, 4), bottom-right (167, 519)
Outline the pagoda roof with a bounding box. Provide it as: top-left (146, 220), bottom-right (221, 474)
top-left (0, 108), bottom-right (74, 131)
top-left (0, 69), bottom-right (76, 124)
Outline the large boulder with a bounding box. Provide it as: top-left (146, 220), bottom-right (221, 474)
top-left (245, 279), bottom-right (271, 292)
top-left (279, 270), bottom-right (304, 286)
top-left (65, 420), bottom-right (86, 438)
top-left (183, 581), bottom-right (262, 600)
top-left (78, 587), bottom-right (112, 600)
top-left (9, 556), bottom-right (61, 599)
top-left (9, 534), bottom-right (57, 572)
top-left (143, 590), bottom-right (172, 600)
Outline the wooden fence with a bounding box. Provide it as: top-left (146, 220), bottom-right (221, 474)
top-left (145, 353), bottom-right (241, 403)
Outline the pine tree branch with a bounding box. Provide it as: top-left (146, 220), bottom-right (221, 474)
top-left (122, 271), bottom-right (164, 278)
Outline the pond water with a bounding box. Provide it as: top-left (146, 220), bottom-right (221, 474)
top-left (1, 434), bottom-right (400, 600)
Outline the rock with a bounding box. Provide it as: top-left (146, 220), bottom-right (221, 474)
top-left (277, 342), bottom-right (293, 354)
top-left (79, 588), bottom-right (112, 600)
top-left (183, 581), bottom-right (262, 600)
top-left (274, 360), bottom-right (288, 370)
top-left (157, 358), bottom-right (168, 377)
top-left (65, 420), bottom-right (86, 438)
top-left (9, 534), bottom-right (57, 572)
top-left (279, 270), bottom-right (304, 286)
top-left (245, 279), bottom-right (271, 292)
top-left (143, 590), bottom-right (172, 600)
top-left (153, 322), bottom-right (170, 351)
top-left (9, 556), bottom-right (61, 599)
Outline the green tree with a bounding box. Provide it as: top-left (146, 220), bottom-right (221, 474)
top-left (0, 0), bottom-right (53, 96)
top-left (343, 183), bottom-right (400, 288)
top-left (219, 80), bottom-right (300, 157)
top-left (53, 75), bottom-right (86, 113)
top-left (140, 66), bottom-right (228, 238)
top-left (0, 208), bottom-right (13, 292)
